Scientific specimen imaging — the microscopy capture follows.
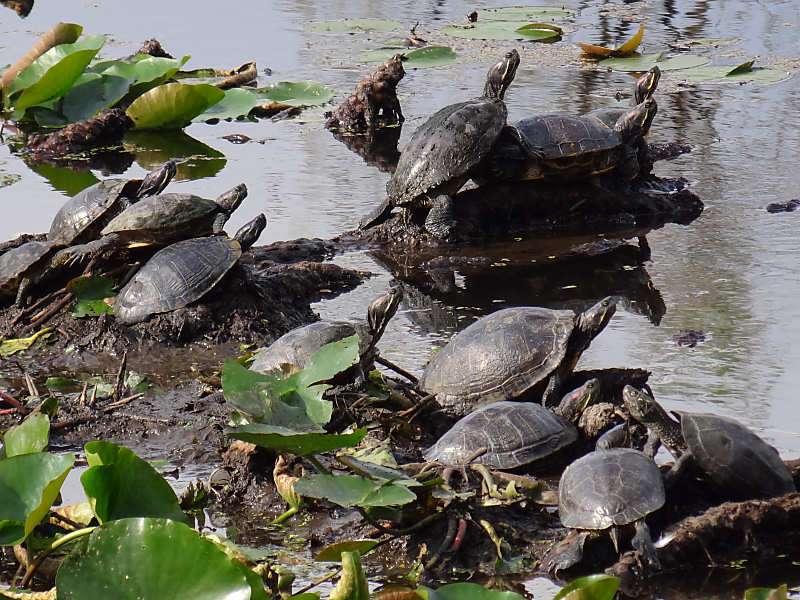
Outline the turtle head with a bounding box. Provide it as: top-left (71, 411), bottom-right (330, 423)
top-left (634, 66), bottom-right (661, 103)
top-left (216, 183), bottom-right (248, 213)
top-left (576, 296), bottom-right (617, 340)
top-left (138, 160), bottom-right (176, 198)
top-left (614, 97), bottom-right (657, 141)
top-left (233, 213), bottom-right (266, 251)
top-left (622, 384), bottom-right (666, 425)
top-left (484, 49), bottom-right (520, 100)
top-left (556, 378), bottom-right (601, 422)
top-left (367, 286), bottom-right (403, 344)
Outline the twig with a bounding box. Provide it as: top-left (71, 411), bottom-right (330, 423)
top-left (9, 287), bottom-right (65, 326)
top-left (104, 392), bottom-right (143, 412)
top-left (0, 390), bottom-right (26, 414)
top-left (52, 415), bottom-right (94, 430)
top-left (87, 384), bottom-right (97, 407)
top-left (292, 567), bottom-right (341, 597)
top-left (24, 372), bottom-right (39, 399)
top-left (110, 350), bottom-right (128, 404)
top-left (375, 355), bottom-right (418, 384)
top-left (25, 292), bottom-right (73, 331)
top-left (76, 382), bottom-right (88, 409)
top-left (397, 393), bottom-right (436, 421)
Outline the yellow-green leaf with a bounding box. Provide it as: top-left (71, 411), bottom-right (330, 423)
top-left (0, 328), bottom-right (53, 357)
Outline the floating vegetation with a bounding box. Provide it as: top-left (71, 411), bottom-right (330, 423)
top-left (444, 21), bottom-right (562, 42)
top-left (478, 6), bottom-right (573, 21)
top-left (677, 59), bottom-right (790, 84)
top-left (305, 18), bottom-right (403, 34)
top-left (360, 45), bottom-right (457, 69)
top-left (599, 53), bottom-right (710, 72)
top-left (578, 23), bottom-right (644, 58)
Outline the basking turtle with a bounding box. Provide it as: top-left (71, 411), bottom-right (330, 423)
top-left (48, 161), bottom-right (176, 246)
top-left (587, 66), bottom-right (661, 130)
top-left (419, 297), bottom-right (616, 417)
top-left (250, 287), bottom-right (402, 375)
top-left (553, 447), bottom-right (664, 569)
top-left (114, 213), bottom-right (266, 325)
top-left (483, 97), bottom-right (656, 183)
top-left (360, 49), bottom-right (540, 238)
top-left (0, 241), bottom-right (63, 305)
top-left (622, 385), bottom-right (795, 499)
top-left (424, 378), bottom-right (600, 469)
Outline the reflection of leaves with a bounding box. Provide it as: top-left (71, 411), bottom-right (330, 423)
top-left (68, 274), bottom-right (115, 317)
top-left (294, 473), bottom-right (417, 507)
top-left (124, 129), bottom-right (226, 181)
top-left (29, 162), bottom-right (100, 195)
top-left (126, 82), bottom-right (224, 130)
top-left (552, 574), bottom-right (620, 600)
top-left (256, 80), bottom-right (334, 107)
top-left (306, 19), bottom-right (402, 34)
top-left (578, 24), bottom-right (643, 58)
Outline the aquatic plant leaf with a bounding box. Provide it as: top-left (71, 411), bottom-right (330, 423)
top-left (578, 24), bottom-right (644, 58)
top-left (515, 23), bottom-right (563, 41)
top-left (744, 584), bottom-right (788, 600)
top-left (126, 82), bottom-right (224, 130)
top-left (10, 35), bottom-right (105, 110)
top-left (727, 59), bottom-right (755, 75)
top-left (599, 53), bottom-right (709, 72)
top-left (677, 64), bottom-right (788, 84)
top-left (335, 455), bottom-right (421, 487)
top-left (0, 452), bottom-right (74, 545)
top-left (256, 80), bottom-right (334, 106)
top-left (0, 413), bottom-right (49, 458)
top-left (329, 551), bottom-right (369, 600)
top-left (194, 87), bottom-right (260, 122)
top-left (444, 21), bottom-right (560, 41)
top-left (315, 540), bottom-right (379, 562)
top-left (418, 583), bottom-right (525, 600)
top-left (0, 327), bottom-right (53, 357)
top-left (56, 518), bottom-right (264, 600)
top-left (68, 274), bottom-right (115, 317)
top-left (61, 73), bottom-right (133, 122)
top-left (552, 574), bottom-right (620, 600)
top-left (306, 19), bottom-right (402, 34)
top-left (81, 441), bottom-right (188, 524)
top-left (294, 473), bottom-right (417, 507)
top-left (102, 55), bottom-right (189, 85)
top-left (362, 46), bottom-right (457, 69)
top-left (479, 6), bottom-right (573, 20)
top-left (227, 425), bottom-right (366, 456)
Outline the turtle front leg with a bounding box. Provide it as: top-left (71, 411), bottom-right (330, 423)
top-left (358, 197), bottom-right (393, 230)
top-left (506, 124), bottom-right (545, 160)
top-left (631, 519), bottom-right (661, 569)
top-left (541, 369), bottom-right (563, 408)
top-left (663, 452), bottom-right (692, 490)
top-left (424, 194), bottom-right (457, 241)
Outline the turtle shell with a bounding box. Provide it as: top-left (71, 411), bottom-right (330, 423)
top-left (419, 307), bottom-right (577, 417)
top-left (251, 321), bottom-right (358, 374)
top-left (114, 236), bottom-right (241, 324)
top-left (386, 96), bottom-right (507, 207)
top-left (424, 401), bottom-right (578, 469)
top-left (0, 241), bottom-right (59, 297)
top-left (681, 412), bottom-right (795, 499)
top-left (559, 448), bottom-right (665, 530)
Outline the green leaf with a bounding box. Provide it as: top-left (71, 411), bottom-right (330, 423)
top-left (56, 518), bottom-right (265, 600)
top-left (256, 80), bottom-right (334, 106)
top-left (336, 455), bottom-right (421, 487)
top-left (306, 19), bottom-right (402, 34)
top-left (552, 575), bottom-right (620, 600)
top-left (677, 64), bottom-right (789, 84)
top-left (361, 46), bottom-right (458, 69)
top-left (294, 473), bottom-right (417, 508)
top-left (81, 441), bottom-right (188, 524)
top-left (194, 87), bottom-right (260, 122)
top-left (515, 23), bottom-right (563, 40)
top-left (745, 584), bottom-right (788, 600)
top-left (444, 21), bottom-right (559, 42)
top-left (99, 55), bottom-right (189, 85)
top-left (227, 425), bottom-right (366, 456)
top-left (222, 358), bottom-right (275, 420)
top-left (67, 274), bottom-right (115, 317)
top-left (479, 6), bottom-right (573, 20)
top-left (125, 82), bottom-right (225, 130)
top-left (1, 413), bottom-right (49, 458)
top-left (314, 540), bottom-right (379, 562)
top-left (61, 73), bottom-right (134, 122)
top-left (10, 35), bottom-right (106, 110)
top-left (599, 53), bottom-right (709, 72)
top-left (0, 327), bottom-right (53, 357)
top-left (0, 452), bottom-right (74, 545)
top-left (329, 551), bottom-right (369, 600)
top-left (418, 583), bottom-right (525, 600)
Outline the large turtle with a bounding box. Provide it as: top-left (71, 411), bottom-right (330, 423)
top-left (550, 447), bottom-right (665, 570)
top-left (114, 213), bottom-right (266, 325)
top-left (419, 297), bottom-right (616, 417)
top-left (359, 49), bottom-right (540, 238)
top-left (424, 378), bottom-right (600, 469)
top-left (622, 385), bottom-right (795, 499)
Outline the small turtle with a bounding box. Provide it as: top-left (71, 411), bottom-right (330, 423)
top-left (622, 385), bottom-right (795, 499)
top-left (0, 241), bottom-right (61, 305)
top-left (424, 378), bottom-right (600, 469)
top-left (114, 213), bottom-right (266, 325)
top-left (552, 447), bottom-right (664, 570)
top-left (587, 66), bottom-right (661, 130)
top-left (359, 49), bottom-right (540, 239)
top-left (419, 297), bottom-right (616, 417)
top-left (250, 287), bottom-right (402, 375)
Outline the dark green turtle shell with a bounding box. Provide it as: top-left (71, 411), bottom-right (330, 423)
top-left (419, 306), bottom-right (577, 417)
top-left (559, 448), bottom-right (665, 530)
top-left (250, 321), bottom-right (358, 374)
top-left (0, 241), bottom-right (59, 297)
top-left (424, 401), bottom-right (578, 469)
top-left (114, 236), bottom-right (241, 324)
top-left (680, 412), bottom-right (795, 498)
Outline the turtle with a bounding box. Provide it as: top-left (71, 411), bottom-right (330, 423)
top-left (622, 385), bottom-right (795, 499)
top-left (250, 287), bottom-right (402, 376)
top-left (551, 447), bottom-right (665, 570)
top-left (113, 213), bottom-right (266, 325)
top-left (359, 49), bottom-right (541, 239)
top-left (424, 378), bottom-right (600, 469)
top-left (68, 183), bottom-right (248, 261)
top-left (48, 160), bottom-right (176, 246)
top-left (587, 65), bottom-right (661, 130)
top-left (419, 297), bottom-right (617, 417)
top-left (481, 97), bottom-right (657, 183)
top-left (0, 240), bottom-right (62, 305)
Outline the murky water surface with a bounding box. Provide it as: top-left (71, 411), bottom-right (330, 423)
top-left (2, 0), bottom-right (800, 596)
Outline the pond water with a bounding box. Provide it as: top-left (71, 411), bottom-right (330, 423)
top-left (2, 0), bottom-right (800, 596)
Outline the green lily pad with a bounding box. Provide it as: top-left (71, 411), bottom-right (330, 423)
top-left (256, 80), bottom-right (334, 106)
top-left (419, 582), bottom-right (525, 600)
top-left (444, 21), bottom-right (560, 42)
top-left (677, 64), bottom-right (789, 84)
top-left (45, 376), bottom-right (78, 391)
top-left (553, 574), bottom-right (620, 600)
top-left (61, 72), bottom-right (133, 122)
top-left (126, 82), bottom-right (225, 130)
top-left (0, 413), bottom-right (50, 458)
top-left (56, 518), bottom-right (268, 600)
top-left (68, 274), bottom-right (115, 317)
top-left (294, 473), bottom-right (417, 508)
top-left (599, 53), bottom-right (709, 72)
top-left (81, 441), bottom-right (188, 524)
top-left (194, 87), bottom-right (260, 122)
top-left (515, 22), bottom-right (563, 41)
top-left (479, 6), bottom-right (573, 21)
top-left (227, 424), bottom-right (366, 456)
top-left (315, 540), bottom-right (379, 562)
top-left (744, 584), bottom-right (788, 600)
top-left (306, 18), bottom-right (402, 34)
top-left (361, 46), bottom-right (457, 69)
top-left (94, 55), bottom-right (189, 85)
top-left (0, 451), bottom-right (75, 545)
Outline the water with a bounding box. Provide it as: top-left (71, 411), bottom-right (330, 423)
top-left (2, 0), bottom-right (800, 595)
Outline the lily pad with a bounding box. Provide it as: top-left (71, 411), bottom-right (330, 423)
top-left (256, 80), bottom-right (334, 106)
top-left (677, 63), bottom-right (789, 84)
top-left (515, 23), bottom-right (563, 41)
top-left (315, 540), bottom-right (379, 562)
top-left (599, 53), bottom-right (709, 72)
top-left (553, 574), bottom-right (620, 600)
top-left (419, 583), bottom-right (525, 600)
top-left (227, 424), bottom-right (366, 456)
top-left (125, 82), bottom-right (225, 129)
top-left (745, 585), bottom-right (788, 600)
top-left (294, 473), bottom-right (417, 507)
top-left (0, 413), bottom-right (49, 458)
top-left (68, 274), bottom-right (115, 317)
top-left (361, 46), bottom-right (457, 69)
top-left (61, 72), bottom-right (133, 122)
top-left (306, 19), bottom-right (402, 34)
top-left (478, 6), bottom-right (572, 21)
top-left (444, 21), bottom-right (560, 42)
top-left (194, 87), bottom-right (260, 122)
